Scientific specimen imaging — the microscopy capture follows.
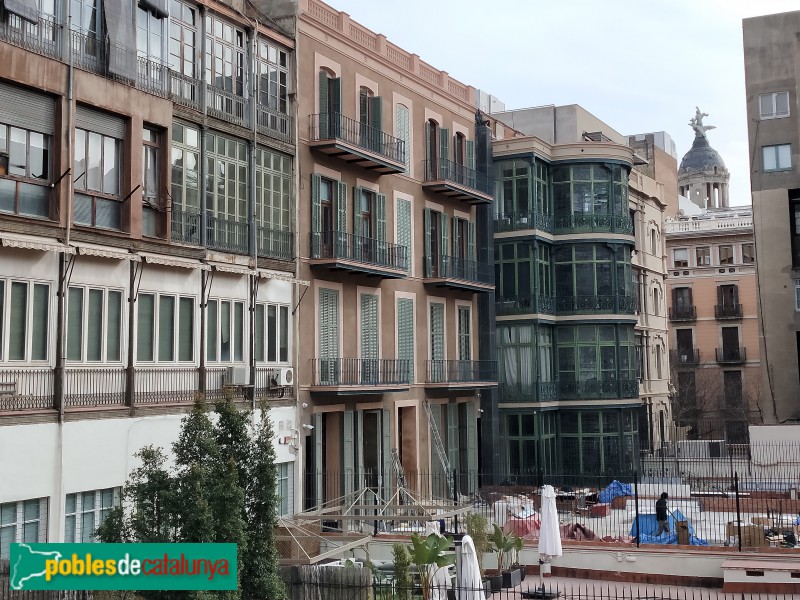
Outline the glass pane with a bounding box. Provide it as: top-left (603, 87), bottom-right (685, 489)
top-left (106, 291), bottom-right (122, 361)
top-left (74, 194), bottom-right (93, 225)
top-left (74, 128), bottom-right (86, 189)
top-left (23, 499), bottom-right (39, 522)
top-left (220, 301), bottom-right (230, 361)
top-left (65, 494), bottom-right (76, 514)
top-left (103, 136), bottom-right (119, 194)
top-left (81, 510), bottom-right (95, 542)
top-left (8, 128), bottom-right (26, 177)
top-left (763, 147), bottom-right (777, 171)
top-left (760, 94), bottom-right (773, 117)
top-left (267, 305), bottom-right (276, 362)
top-left (0, 281), bottom-right (3, 360)
top-left (65, 515), bottom-right (76, 543)
top-left (776, 92), bottom-right (789, 116)
top-left (87, 132), bottom-right (102, 191)
top-left (778, 144), bottom-right (792, 169)
top-left (279, 305), bottom-right (288, 362)
top-left (87, 289), bottom-right (103, 361)
top-left (137, 294), bottom-right (155, 361)
top-left (234, 302), bottom-right (243, 362)
top-left (178, 297), bottom-right (193, 361)
top-left (96, 198), bottom-right (121, 229)
top-left (31, 284), bottom-right (48, 361)
top-left (207, 300), bottom-right (218, 361)
top-left (254, 304), bottom-right (264, 362)
top-left (67, 287), bottom-right (84, 361)
top-left (9, 282), bottom-right (27, 360)
top-left (158, 295), bottom-right (175, 361)
top-left (22, 522), bottom-right (38, 543)
top-left (29, 132), bottom-right (48, 180)
top-left (18, 183), bottom-right (50, 218)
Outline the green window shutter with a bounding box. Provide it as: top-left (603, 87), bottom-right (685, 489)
top-left (467, 221), bottom-right (476, 261)
top-left (319, 288), bottom-right (340, 359)
top-left (353, 186), bottom-right (364, 239)
top-left (458, 306), bottom-right (471, 361)
top-left (158, 295), bottom-right (175, 362)
top-left (397, 298), bottom-right (414, 381)
top-left (318, 71), bottom-right (329, 137)
top-left (311, 173), bottom-right (321, 235)
top-left (359, 90), bottom-right (369, 125)
top-left (447, 403), bottom-right (459, 477)
top-left (382, 408), bottom-right (392, 499)
top-left (424, 208), bottom-right (432, 277)
top-left (314, 412), bottom-right (323, 506)
top-left (343, 409), bottom-right (355, 499)
top-left (106, 290), bottom-right (121, 362)
top-left (441, 213), bottom-right (449, 261)
top-left (440, 128), bottom-right (450, 166)
top-left (370, 96), bottom-right (383, 132)
top-left (425, 121), bottom-right (432, 178)
top-left (255, 304), bottom-right (265, 362)
top-left (396, 104), bottom-right (410, 173)
top-left (466, 401), bottom-right (478, 493)
top-left (466, 140), bottom-right (475, 171)
top-left (67, 287), bottom-right (83, 361)
top-left (452, 218), bottom-right (461, 260)
top-left (87, 289), bottom-right (102, 361)
top-left (360, 294), bottom-right (378, 359)
top-left (396, 198), bottom-right (412, 273)
top-left (207, 299), bottom-right (218, 362)
top-left (375, 193), bottom-right (386, 242)
top-left (179, 297), bottom-right (194, 362)
top-left (137, 293), bottom-right (155, 362)
top-left (356, 410), bottom-right (365, 490)
top-left (430, 302), bottom-right (444, 361)
top-left (335, 180), bottom-right (347, 240)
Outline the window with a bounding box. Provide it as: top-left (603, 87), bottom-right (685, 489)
top-left (457, 306), bottom-right (471, 361)
top-left (792, 199), bottom-right (800, 268)
top-left (762, 144), bottom-right (792, 172)
top-left (795, 280), bottom-right (800, 311)
top-left (205, 14), bottom-right (245, 96)
top-left (65, 488), bottom-right (118, 543)
top-left (552, 163), bottom-right (628, 220)
top-left (360, 293), bottom-right (378, 382)
top-left (2, 0), bottom-right (58, 51)
top-left (553, 244), bottom-right (632, 304)
top-left (634, 333), bottom-right (643, 381)
top-left (556, 324), bottom-right (635, 389)
top-left (742, 243), bottom-right (755, 264)
top-left (74, 127), bottom-right (122, 229)
top-left (0, 123), bottom-right (51, 218)
top-left (397, 298), bottom-right (414, 380)
top-left (206, 132), bottom-right (248, 253)
top-left (170, 122), bottom-right (200, 243)
top-left (696, 246), bottom-right (711, 266)
top-left (67, 286), bottom-right (122, 362)
top-left (169, 0), bottom-right (196, 77)
top-left (256, 39), bottom-right (288, 114)
top-left (673, 248), bottom-right (688, 268)
top-left (396, 104), bottom-right (410, 174)
top-left (142, 127), bottom-right (161, 237)
top-left (719, 245), bottom-right (734, 265)
top-left (759, 91), bottom-right (790, 119)
top-left (136, 5), bottom-right (164, 62)
top-left (430, 302), bottom-right (445, 361)
top-left (206, 298), bottom-right (244, 363)
top-left (136, 293), bottom-right (194, 362)
top-left (0, 280), bottom-right (49, 361)
top-left (649, 229), bottom-right (657, 256)
top-left (254, 148), bottom-right (292, 258)
top-left (277, 463), bottom-right (291, 516)
top-left (70, 0), bottom-right (102, 64)
top-left (255, 303), bottom-right (289, 363)
top-left (0, 498), bottom-right (47, 559)
top-left (396, 197), bottom-right (412, 273)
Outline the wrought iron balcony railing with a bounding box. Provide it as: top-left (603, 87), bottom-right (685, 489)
top-left (715, 303), bottom-right (743, 319)
top-left (424, 158), bottom-right (493, 196)
top-left (257, 105), bottom-right (292, 143)
top-left (494, 211), bottom-right (554, 233)
top-left (310, 230), bottom-right (408, 271)
top-left (311, 358), bottom-right (411, 386)
top-left (170, 207), bottom-right (201, 245)
top-left (257, 226), bottom-right (293, 261)
top-left (424, 254), bottom-right (493, 285)
top-left (716, 347), bottom-right (746, 364)
top-left (206, 213), bottom-right (248, 255)
top-left (425, 360), bottom-right (498, 384)
top-left (669, 305), bottom-right (697, 321)
top-left (310, 112), bottom-right (405, 164)
top-left (169, 70), bottom-right (201, 110)
top-left (495, 295), bottom-right (555, 315)
top-left (558, 379), bottom-right (638, 400)
top-left (553, 213), bottom-right (632, 235)
top-left (207, 84), bottom-right (247, 127)
top-left (670, 349), bottom-right (700, 366)
top-left (556, 295), bottom-right (636, 314)
top-left (0, 10), bottom-right (60, 59)
top-left (499, 381), bottom-right (558, 403)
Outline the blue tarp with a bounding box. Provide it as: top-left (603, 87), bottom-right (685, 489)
top-left (629, 509), bottom-right (708, 546)
top-left (597, 480), bottom-right (633, 503)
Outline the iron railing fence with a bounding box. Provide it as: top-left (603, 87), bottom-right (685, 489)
top-left (553, 213), bottom-right (632, 234)
top-left (206, 213), bottom-right (249, 254)
top-left (311, 358), bottom-right (411, 386)
top-left (0, 10), bottom-right (60, 58)
top-left (169, 70), bottom-right (201, 110)
top-left (64, 367), bottom-right (126, 407)
top-left (257, 225), bottom-right (293, 261)
top-left (669, 348), bottom-right (701, 366)
top-left (206, 84), bottom-right (247, 127)
top-left (715, 303), bottom-right (743, 319)
top-left (716, 347), bottom-right (747, 364)
top-left (170, 206), bottom-right (201, 245)
top-left (424, 254), bottom-right (494, 285)
top-left (496, 295), bottom-right (555, 316)
top-left (0, 368), bottom-right (54, 411)
top-left (668, 305), bottom-right (697, 321)
top-left (257, 104), bottom-right (292, 142)
top-left (425, 360), bottom-right (498, 384)
top-left (310, 230), bottom-right (408, 271)
top-left (424, 158), bottom-right (493, 196)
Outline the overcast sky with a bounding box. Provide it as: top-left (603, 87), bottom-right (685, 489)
top-left (327, 0), bottom-right (799, 207)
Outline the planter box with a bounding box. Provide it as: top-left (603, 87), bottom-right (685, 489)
top-left (502, 568), bottom-right (523, 588)
top-left (488, 574), bottom-right (503, 592)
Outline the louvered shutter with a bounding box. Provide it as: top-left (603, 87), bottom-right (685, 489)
top-left (359, 90), bottom-right (369, 125)
top-left (76, 105), bottom-right (125, 139)
top-left (430, 403), bottom-right (445, 493)
top-left (458, 306), bottom-right (471, 361)
top-left (370, 96), bottom-right (383, 152)
top-left (467, 221), bottom-right (475, 261)
top-left (424, 208), bottom-right (432, 277)
top-left (330, 78), bottom-right (342, 116)
top-left (452, 218), bottom-right (461, 260)
top-left (440, 213), bottom-right (449, 275)
top-left (0, 82), bottom-right (55, 134)
top-left (353, 186), bottom-right (364, 239)
top-left (447, 403), bottom-right (459, 485)
top-left (382, 409), bottom-right (392, 500)
top-left (431, 302), bottom-right (444, 361)
top-left (314, 412), bottom-right (323, 506)
top-left (318, 71), bottom-right (329, 137)
top-left (335, 181), bottom-right (347, 255)
top-left (396, 198), bottom-right (412, 273)
top-left (356, 410), bottom-right (365, 492)
top-left (375, 193), bottom-right (386, 242)
top-left (425, 121), bottom-right (432, 179)
top-left (319, 288), bottom-right (339, 384)
top-left (396, 104), bottom-right (410, 173)
top-left (343, 410), bottom-right (355, 501)
top-left (466, 140), bottom-right (475, 171)
top-left (466, 401), bottom-right (478, 494)
top-left (361, 294), bottom-right (378, 384)
top-left (397, 298), bottom-right (414, 381)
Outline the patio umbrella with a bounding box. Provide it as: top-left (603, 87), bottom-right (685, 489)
top-left (457, 534), bottom-right (484, 600)
top-left (531, 484), bottom-right (562, 598)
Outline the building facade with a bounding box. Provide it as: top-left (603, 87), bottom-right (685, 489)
top-left (295, 0), bottom-right (495, 512)
top-left (743, 11), bottom-right (800, 424)
top-left (489, 105), bottom-right (672, 478)
top-left (0, 0), bottom-right (301, 555)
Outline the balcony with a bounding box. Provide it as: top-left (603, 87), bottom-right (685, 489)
top-left (555, 295), bottom-right (636, 315)
top-left (424, 254), bottom-right (493, 292)
top-left (499, 381), bottom-right (558, 403)
top-left (715, 303), bottom-right (743, 319)
top-left (310, 358), bottom-right (410, 393)
top-left (716, 347), bottom-right (746, 364)
top-left (309, 113), bottom-right (406, 174)
top-left (257, 226), bottom-right (293, 262)
top-left (0, 10), bottom-right (61, 59)
top-left (207, 214), bottom-right (249, 255)
top-left (670, 349), bottom-right (700, 366)
top-left (170, 207), bottom-right (201, 245)
top-left (494, 212), bottom-right (553, 234)
top-left (170, 70), bottom-right (201, 111)
top-left (310, 230), bottom-right (408, 278)
top-left (669, 305), bottom-right (697, 321)
top-left (558, 379), bottom-right (639, 400)
top-left (424, 360), bottom-right (497, 389)
top-left (0, 368), bottom-right (54, 412)
top-left (257, 105), bottom-right (292, 143)
top-left (553, 214), bottom-right (632, 235)
top-left (423, 158), bottom-right (493, 204)
top-left (496, 295), bottom-right (555, 316)
top-left (207, 85), bottom-right (247, 128)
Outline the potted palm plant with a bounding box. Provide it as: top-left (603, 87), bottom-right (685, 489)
top-left (409, 533), bottom-right (454, 600)
top-left (488, 524), bottom-right (522, 589)
top-left (511, 533), bottom-right (526, 581)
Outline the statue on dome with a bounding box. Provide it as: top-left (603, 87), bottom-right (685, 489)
top-left (689, 106), bottom-right (716, 139)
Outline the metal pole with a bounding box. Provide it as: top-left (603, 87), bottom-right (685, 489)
top-left (734, 472), bottom-right (742, 552)
top-left (633, 470), bottom-right (640, 548)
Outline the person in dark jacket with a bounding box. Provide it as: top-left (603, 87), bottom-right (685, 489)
top-left (654, 492), bottom-right (669, 536)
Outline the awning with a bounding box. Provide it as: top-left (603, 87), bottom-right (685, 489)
top-left (0, 232), bottom-right (74, 254)
top-left (73, 241), bottom-right (139, 261)
top-left (258, 269), bottom-right (310, 286)
top-left (207, 262), bottom-right (253, 276)
top-left (138, 252), bottom-right (209, 270)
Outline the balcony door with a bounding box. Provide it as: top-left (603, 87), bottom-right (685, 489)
top-left (319, 288), bottom-right (339, 384)
top-left (430, 302), bottom-right (445, 382)
top-left (718, 284), bottom-right (738, 309)
top-left (360, 293), bottom-right (378, 384)
top-left (676, 329), bottom-right (694, 363)
top-left (721, 326), bottom-right (739, 360)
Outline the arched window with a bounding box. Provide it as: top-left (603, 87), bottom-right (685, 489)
top-left (426, 119), bottom-right (439, 179)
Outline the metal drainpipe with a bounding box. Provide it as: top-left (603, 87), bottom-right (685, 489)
top-left (248, 21), bottom-right (258, 408)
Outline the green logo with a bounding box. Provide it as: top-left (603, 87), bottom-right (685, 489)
top-left (10, 543), bottom-right (237, 591)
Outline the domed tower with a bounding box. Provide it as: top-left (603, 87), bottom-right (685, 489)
top-left (678, 107), bottom-right (729, 209)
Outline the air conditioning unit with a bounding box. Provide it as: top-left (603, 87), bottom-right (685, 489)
top-left (226, 366), bottom-right (250, 386)
top-left (277, 367), bottom-right (294, 387)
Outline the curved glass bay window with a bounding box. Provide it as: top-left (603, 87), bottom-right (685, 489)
top-left (498, 324), bottom-right (555, 402)
top-left (552, 163), bottom-right (630, 233)
top-left (495, 158), bottom-right (552, 232)
top-left (556, 324), bottom-right (636, 399)
top-left (504, 411), bottom-right (557, 481)
top-left (494, 241), bottom-right (554, 314)
top-left (554, 243), bottom-right (634, 313)
top-left (560, 408), bottom-right (639, 476)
